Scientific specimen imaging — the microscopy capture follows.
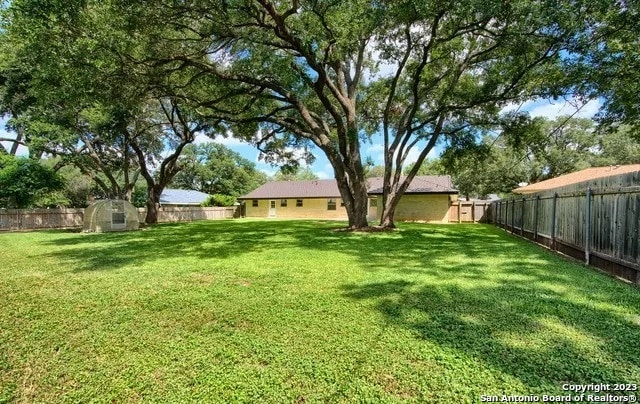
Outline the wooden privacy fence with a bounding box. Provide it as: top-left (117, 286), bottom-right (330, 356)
top-left (0, 208), bottom-right (85, 231)
top-left (138, 206), bottom-right (238, 223)
top-left (0, 206), bottom-right (237, 231)
top-left (448, 201), bottom-right (492, 223)
top-left (492, 185), bottom-right (640, 285)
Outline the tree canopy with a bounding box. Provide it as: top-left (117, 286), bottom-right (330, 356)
top-left (441, 117), bottom-right (640, 198)
top-left (0, 155), bottom-right (66, 208)
top-left (272, 166), bottom-right (319, 181)
top-left (171, 143), bottom-right (268, 197)
top-left (1, 0), bottom-right (635, 228)
top-left (0, 0), bottom-right (208, 223)
top-left (114, 0), bottom-right (621, 227)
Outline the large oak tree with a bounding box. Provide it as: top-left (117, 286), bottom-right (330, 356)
top-left (119, 0), bottom-right (616, 228)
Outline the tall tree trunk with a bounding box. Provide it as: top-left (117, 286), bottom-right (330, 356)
top-left (335, 174), bottom-right (369, 229)
top-left (379, 191), bottom-right (399, 229)
top-left (325, 142), bottom-right (369, 230)
top-left (145, 186), bottom-right (161, 224)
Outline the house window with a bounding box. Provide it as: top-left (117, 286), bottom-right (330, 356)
top-left (369, 198), bottom-right (378, 208)
top-left (280, 199), bottom-right (287, 207)
top-left (327, 198), bottom-right (336, 210)
top-left (252, 200), bottom-right (259, 207)
top-left (340, 199), bottom-right (345, 207)
top-left (296, 199), bottom-right (303, 207)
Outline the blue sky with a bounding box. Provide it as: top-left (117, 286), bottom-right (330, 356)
top-left (1, 97), bottom-right (601, 179)
top-left (193, 96), bottom-right (602, 179)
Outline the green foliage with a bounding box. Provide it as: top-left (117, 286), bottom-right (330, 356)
top-left (201, 194), bottom-right (236, 207)
top-left (403, 159), bottom-right (446, 176)
top-left (364, 165), bottom-right (386, 179)
top-left (0, 221), bottom-right (638, 401)
top-left (442, 117), bottom-right (640, 198)
top-left (0, 155), bottom-right (66, 208)
top-left (131, 186), bottom-right (148, 208)
top-left (570, 2), bottom-right (640, 131)
top-left (272, 166), bottom-right (319, 181)
top-left (171, 143), bottom-right (267, 197)
top-left (3, 0), bottom-right (628, 227)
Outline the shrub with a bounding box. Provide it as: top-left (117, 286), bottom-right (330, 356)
top-left (201, 194), bottom-right (236, 207)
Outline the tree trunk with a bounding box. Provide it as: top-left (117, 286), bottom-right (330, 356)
top-left (332, 171), bottom-right (369, 229)
top-left (145, 187), bottom-right (161, 224)
top-left (379, 191), bottom-right (399, 229)
top-left (347, 181), bottom-right (370, 229)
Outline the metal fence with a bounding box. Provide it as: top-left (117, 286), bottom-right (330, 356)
top-left (491, 177), bottom-right (640, 285)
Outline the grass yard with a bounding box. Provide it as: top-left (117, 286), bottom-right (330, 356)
top-left (0, 220), bottom-right (639, 403)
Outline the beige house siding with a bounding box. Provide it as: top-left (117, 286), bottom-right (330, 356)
top-left (244, 195), bottom-right (451, 222)
top-left (245, 198), bottom-right (348, 219)
top-left (376, 194), bottom-right (450, 223)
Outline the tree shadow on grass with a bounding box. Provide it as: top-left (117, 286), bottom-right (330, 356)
top-left (39, 220), bottom-right (319, 272)
top-left (341, 278), bottom-right (640, 392)
top-left (36, 219), bottom-right (640, 391)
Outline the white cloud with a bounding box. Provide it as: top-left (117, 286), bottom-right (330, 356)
top-left (365, 143), bottom-right (385, 164)
top-left (506, 97), bottom-right (602, 120)
top-left (499, 102), bottom-right (524, 115)
top-left (403, 146), bottom-right (438, 165)
top-left (365, 142), bottom-right (439, 166)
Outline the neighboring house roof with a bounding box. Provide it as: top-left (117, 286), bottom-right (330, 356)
top-left (366, 176), bottom-right (457, 194)
top-left (160, 189), bottom-right (210, 205)
top-left (513, 164), bottom-right (640, 194)
top-left (239, 176), bottom-right (458, 199)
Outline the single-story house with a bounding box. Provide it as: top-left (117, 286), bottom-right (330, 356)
top-left (160, 189), bottom-right (211, 207)
top-left (238, 176), bottom-right (458, 223)
top-left (513, 164), bottom-right (640, 195)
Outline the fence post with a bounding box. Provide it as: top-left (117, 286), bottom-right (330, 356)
top-left (551, 192), bottom-right (558, 250)
top-left (505, 199), bottom-right (509, 230)
top-left (511, 198), bottom-right (515, 233)
top-left (585, 187), bottom-right (592, 265)
top-left (521, 197), bottom-right (525, 236)
top-left (534, 195), bottom-right (540, 242)
top-left (458, 201), bottom-right (462, 223)
top-left (472, 201), bottom-right (476, 223)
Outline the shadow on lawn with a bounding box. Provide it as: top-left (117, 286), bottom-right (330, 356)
top-left (41, 220), bottom-right (318, 271)
top-left (39, 219), bottom-right (640, 390)
top-left (42, 220), bottom-right (539, 277)
top-left (341, 279), bottom-right (640, 391)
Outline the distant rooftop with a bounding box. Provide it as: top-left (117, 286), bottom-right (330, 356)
top-left (239, 176), bottom-right (457, 199)
top-left (160, 189), bottom-right (210, 205)
top-left (513, 164), bottom-right (640, 194)
top-left (366, 176), bottom-right (456, 194)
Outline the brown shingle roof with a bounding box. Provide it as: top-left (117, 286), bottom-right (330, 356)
top-left (239, 176), bottom-right (457, 199)
top-left (366, 175), bottom-right (457, 194)
top-left (240, 179), bottom-right (341, 199)
top-left (513, 164), bottom-right (640, 194)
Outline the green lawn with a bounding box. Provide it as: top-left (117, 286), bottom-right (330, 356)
top-left (1, 220), bottom-right (639, 403)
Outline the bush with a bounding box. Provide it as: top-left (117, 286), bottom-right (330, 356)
top-left (201, 194), bottom-right (236, 207)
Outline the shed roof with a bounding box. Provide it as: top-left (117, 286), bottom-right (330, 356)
top-left (239, 176), bottom-right (457, 199)
top-left (160, 189), bottom-right (211, 205)
top-left (513, 164), bottom-right (640, 194)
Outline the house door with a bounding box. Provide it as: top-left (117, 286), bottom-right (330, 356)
top-left (269, 200), bottom-right (277, 217)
